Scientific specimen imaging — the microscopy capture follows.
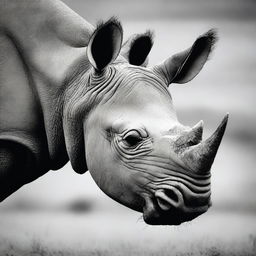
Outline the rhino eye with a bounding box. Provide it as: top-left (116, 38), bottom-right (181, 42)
top-left (123, 131), bottom-right (142, 147)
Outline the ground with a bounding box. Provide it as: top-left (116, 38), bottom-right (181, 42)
top-left (0, 0), bottom-right (256, 255)
top-left (0, 205), bottom-right (256, 255)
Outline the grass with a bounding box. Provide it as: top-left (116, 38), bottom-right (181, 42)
top-left (0, 209), bottom-right (256, 256)
top-left (1, 236), bottom-right (256, 256)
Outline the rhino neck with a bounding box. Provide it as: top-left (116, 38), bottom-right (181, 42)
top-left (62, 57), bottom-right (92, 173)
top-left (28, 50), bottom-right (91, 170)
top-left (38, 53), bottom-right (91, 170)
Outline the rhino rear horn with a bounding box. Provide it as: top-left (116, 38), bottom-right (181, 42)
top-left (87, 18), bottom-right (123, 71)
top-left (153, 29), bottom-right (217, 86)
top-left (181, 114), bottom-right (229, 174)
top-left (121, 31), bottom-right (154, 67)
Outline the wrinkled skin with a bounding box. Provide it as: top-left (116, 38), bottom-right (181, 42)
top-left (0, 0), bottom-right (228, 225)
top-left (65, 20), bottom-right (228, 225)
top-left (81, 65), bottom-right (224, 225)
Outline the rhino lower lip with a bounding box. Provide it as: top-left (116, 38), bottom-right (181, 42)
top-left (143, 206), bottom-right (206, 226)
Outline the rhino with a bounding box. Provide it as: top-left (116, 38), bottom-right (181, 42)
top-left (0, 0), bottom-right (228, 225)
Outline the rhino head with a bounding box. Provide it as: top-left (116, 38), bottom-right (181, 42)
top-left (63, 19), bottom-right (228, 225)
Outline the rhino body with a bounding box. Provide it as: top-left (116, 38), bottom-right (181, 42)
top-left (0, 0), bottom-right (94, 196)
top-left (0, 0), bottom-right (228, 225)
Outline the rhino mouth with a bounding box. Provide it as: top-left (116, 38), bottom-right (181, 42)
top-left (143, 190), bottom-right (211, 225)
top-left (143, 205), bottom-right (208, 226)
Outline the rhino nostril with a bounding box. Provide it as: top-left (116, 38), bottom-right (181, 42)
top-left (155, 189), bottom-right (181, 211)
top-left (165, 189), bottom-right (179, 204)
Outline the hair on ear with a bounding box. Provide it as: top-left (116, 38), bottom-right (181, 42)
top-left (153, 28), bottom-right (218, 85)
top-left (171, 28), bottom-right (218, 83)
top-left (128, 30), bottom-right (154, 66)
top-left (199, 28), bottom-right (218, 60)
top-left (94, 17), bottom-right (123, 36)
top-left (87, 17), bottom-right (123, 71)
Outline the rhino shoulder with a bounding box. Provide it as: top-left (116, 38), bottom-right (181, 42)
top-left (0, 31), bottom-right (49, 170)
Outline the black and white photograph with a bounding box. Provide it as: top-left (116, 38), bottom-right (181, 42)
top-left (0, 0), bottom-right (255, 255)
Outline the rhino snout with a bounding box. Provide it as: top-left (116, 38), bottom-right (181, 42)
top-left (143, 184), bottom-right (211, 225)
top-left (155, 185), bottom-right (211, 210)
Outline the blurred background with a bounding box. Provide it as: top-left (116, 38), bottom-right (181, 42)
top-left (0, 0), bottom-right (256, 255)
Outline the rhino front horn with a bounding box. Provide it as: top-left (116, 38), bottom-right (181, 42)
top-left (182, 113), bottom-right (229, 174)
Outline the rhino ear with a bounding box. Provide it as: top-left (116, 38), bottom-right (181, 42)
top-left (121, 31), bottom-right (153, 67)
top-left (154, 29), bottom-right (217, 85)
top-left (87, 18), bottom-right (123, 71)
